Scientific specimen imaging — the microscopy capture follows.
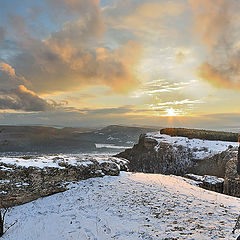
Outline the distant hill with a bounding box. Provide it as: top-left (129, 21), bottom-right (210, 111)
top-left (0, 125), bottom-right (159, 154)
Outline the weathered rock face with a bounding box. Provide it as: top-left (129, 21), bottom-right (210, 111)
top-left (223, 156), bottom-right (240, 197)
top-left (117, 135), bottom-right (193, 175)
top-left (195, 149), bottom-right (237, 177)
top-left (224, 178), bottom-right (240, 197)
top-left (0, 156), bottom-right (128, 207)
top-left (185, 174), bottom-right (224, 193)
top-left (116, 134), bottom-right (237, 177)
top-left (225, 157), bottom-right (238, 179)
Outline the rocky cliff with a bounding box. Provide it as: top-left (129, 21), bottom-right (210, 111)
top-left (116, 132), bottom-right (237, 177)
top-left (0, 155), bottom-right (128, 207)
top-left (223, 156), bottom-right (240, 197)
top-left (184, 157), bottom-right (240, 198)
top-left (116, 131), bottom-right (240, 197)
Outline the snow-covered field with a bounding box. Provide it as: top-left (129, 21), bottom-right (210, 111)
top-left (2, 172), bottom-right (240, 240)
top-left (147, 132), bottom-right (238, 159)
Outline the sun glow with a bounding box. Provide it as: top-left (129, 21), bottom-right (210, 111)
top-left (165, 108), bottom-right (178, 116)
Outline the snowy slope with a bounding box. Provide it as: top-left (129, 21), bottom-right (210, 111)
top-left (2, 172), bottom-right (240, 240)
top-left (146, 132), bottom-right (238, 159)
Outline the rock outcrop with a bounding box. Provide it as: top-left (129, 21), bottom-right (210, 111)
top-left (223, 156), bottom-right (240, 197)
top-left (0, 155), bottom-right (128, 207)
top-left (117, 134), bottom-right (193, 175)
top-left (116, 133), bottom-right (237, 177)
top-left (117, 132), bottom-right (240, 198)
top-left (184, 174), bottom-right (224, 193)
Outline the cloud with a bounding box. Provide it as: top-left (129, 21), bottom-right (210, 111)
top-left (48, 0), bottom-right (101, 16)
top-left (0, 62), bottom-right (56, 112)
top-left (7, 0), bottom-right (141, 95)
top-left (13, 39), bottom-right (141, 94)
top-left (198, 62), bottom-right (240, 89)
top-left (140, 79), bottom-right (196, 95)
top-left (135, 1), bottom-right (185, 19)
top-left (175, 51), bottom-right (186, 64)
top-left (105, 0), bottom-right (185, 36)
top-left (0, 62), bottom-right (16, 77)
top-left (148, 98), bottom-right (203, 115)
top-left (153, 99), bottom-right (203, 107)
top-left (0, 62), bottom-right (24, 91)
top-left (189, 0), bottom-right (240, 90)
top-left (46, 0), bottom-right (105, 43)
top-left (0, 85), bottom-right (55, 112)
top-left (87, 106), bottom-right (132, 115)
top-left (63, 105), bottom-right (165, 117)
top-left (188, 0), bottom-right (230, 49)
top-left (0, 26), bottom-right (5, 45)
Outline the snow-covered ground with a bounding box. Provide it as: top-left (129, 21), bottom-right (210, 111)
top-left (2, 172), bottom-right (240, 240)
top-left (0, 155), bottom-right (127, 170)
top-left (147, 132), bottom-right (238, 159)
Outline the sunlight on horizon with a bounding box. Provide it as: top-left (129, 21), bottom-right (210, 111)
top-left (165, 108), bottom-right (178, 117)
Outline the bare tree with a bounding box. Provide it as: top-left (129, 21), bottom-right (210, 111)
top-left (0, 206), bottom-right (8, 237)
top-left (0, 203), bottom-right (17, 237)
top-left (233, 214), bottom-right (240, 234)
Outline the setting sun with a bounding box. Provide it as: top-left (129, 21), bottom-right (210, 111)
top-left (165, 108), bottom-right (178, 116)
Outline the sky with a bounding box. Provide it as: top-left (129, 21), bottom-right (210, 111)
top-left (0, 0), bottom-right (240, 130)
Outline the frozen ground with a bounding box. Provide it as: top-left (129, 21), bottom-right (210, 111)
top-left (146, 132), bottom-right (238, 159)
top-left (2, 172), bottom-right (240, 240)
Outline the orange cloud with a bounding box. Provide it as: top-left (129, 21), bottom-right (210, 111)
top-left (0, 63), bottom-right (56, 112)
top-left (18, 85), bottom-right (37, 96)
top-left (198, 62), bottom-right (240, 89)
top-left (0, 62), bottom-right (16, 77)
top-left (104, 1), bottom-right (185, 36)
top-left (189, 0), bottom-right (240, 90)
top-left (103, 40), bottom-right (142, 94)
top-left (9, 0), bottom-right (141, 95)
top-left (188, 0), bottom-right (230, 49)
top-left (0, 85), bottom-right (55, 112)
top-left (136, 1), bottom-right (185, 20)
top-left (43, 37), bottom-right (141, 94)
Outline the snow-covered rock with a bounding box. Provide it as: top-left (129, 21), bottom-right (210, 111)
top-left (1, 172), bottom-right (240, 240)
top-left (147, 132), bottom-right (237, 159)
top-left (117, 132), bottom-right (237, 177)
top-left (185, 174), bottom-right (224, 193)
top-left (0, 155), bottom-right (129, 207)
